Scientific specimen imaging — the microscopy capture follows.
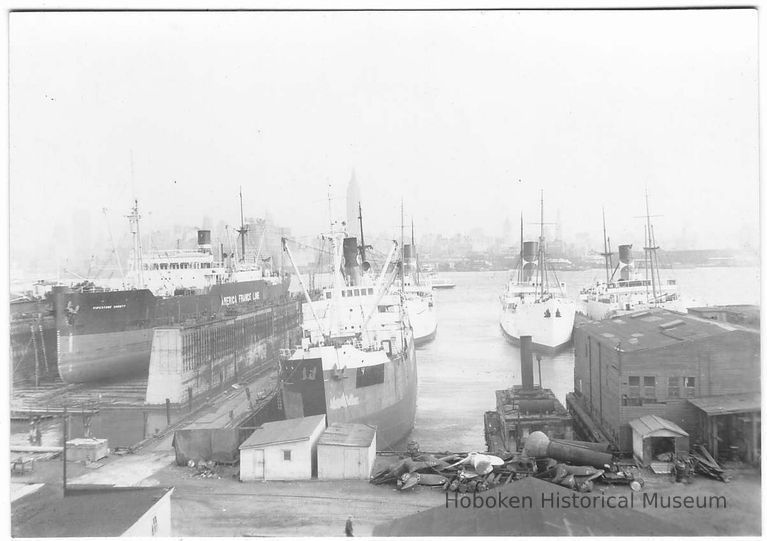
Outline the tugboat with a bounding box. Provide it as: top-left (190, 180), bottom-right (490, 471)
top-left (499, 193), bottom-right (575, 352)
top-left (279, 222), bottom-right (418, 449)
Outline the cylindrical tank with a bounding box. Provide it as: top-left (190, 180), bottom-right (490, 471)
top-left (517, 399), bottom-right (556, 413)
top-left (403, 244), bottom-right (414, 260)
top-left (524, 431), bottom-right (613, 469)
top-left (550, 439), bottom-right (611, 453)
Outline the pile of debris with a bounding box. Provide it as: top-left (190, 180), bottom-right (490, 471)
top-left (371, 435), bottom-right (642, 494)
top-left (186, 459), bottom-right (222, 479)
top-left (689, 444), bottom-right (729, 482)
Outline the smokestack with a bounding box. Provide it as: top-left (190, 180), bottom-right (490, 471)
top-left (618, 244), bottom-right (633, 281)
top-left (197, 230), bottom-right (212, 253)
top-left (520, 335), bottom-right (534, 390)
top-left (343, 237), bottom-right (361, 286)
top-left (522, 241), bottom-right (538, 281)
top-left (403, 244), bottom-right (415, 275)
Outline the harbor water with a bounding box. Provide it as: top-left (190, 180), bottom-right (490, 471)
top-left (11, 266), bottom-right (759, 453)
top-left (410, 267), bottom-right (760, 452)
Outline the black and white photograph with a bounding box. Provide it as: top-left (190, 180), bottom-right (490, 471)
top-left (6, 4), bottom-right (761, 537)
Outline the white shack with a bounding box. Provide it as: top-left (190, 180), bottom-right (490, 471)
top-left (239, 414), bottom-right (326, 481)
top-left (317, 423), bottom-right (377, 480)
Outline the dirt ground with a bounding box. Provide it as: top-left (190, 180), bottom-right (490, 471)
top-left (12, 450), bottom-right (762, 536)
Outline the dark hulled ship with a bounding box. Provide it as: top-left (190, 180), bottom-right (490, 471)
top-left (52, 201), bottom-right (291, 384)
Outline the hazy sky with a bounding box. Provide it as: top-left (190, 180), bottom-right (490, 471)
top-left (9, 9), bottom-right (759, 252)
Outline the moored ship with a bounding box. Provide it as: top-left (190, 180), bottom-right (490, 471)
top-left (499, 195), bottom-right (576, 352)
top-left (53, 200), bottom-right (291, 384)
top-left (578, 199), bottom-right (685, 321)
top-left (279, 226), bottom-right (418, 449)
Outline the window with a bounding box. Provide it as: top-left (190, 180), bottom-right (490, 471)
top-left (643, 377), bottom-right (655, 398)
top-left (684, 377), bottom-right (696, 397)
top-left (354, 289), bottom-right (360, 296)
top-left (628, 376), bottom-right (640, 398)
top-left (283, 450), bottom-right (292, 461)
top-left (368, 288), bottom-right (374, 295)
top-left (668, 377), bottom-right (680, 398)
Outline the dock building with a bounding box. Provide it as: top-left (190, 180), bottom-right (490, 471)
top-left (567, 308), bottom-right (760, 463)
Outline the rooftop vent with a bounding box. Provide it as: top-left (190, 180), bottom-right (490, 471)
top-left (658, 319), bottom-right (686, 330)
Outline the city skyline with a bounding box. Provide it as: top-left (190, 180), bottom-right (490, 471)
top-left (9, 9), bottom-right (759, 275)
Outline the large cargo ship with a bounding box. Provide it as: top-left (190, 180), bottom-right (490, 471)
top-left (279, 227), bottom-right (418, 449)
top-left (53, 200), bottom-right (291, 384)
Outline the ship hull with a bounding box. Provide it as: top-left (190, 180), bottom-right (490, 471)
top-left (499, 299), bottom-right (575, 353)
top-left (57, 328), bottom-right (153, 383)
top-left (53, 279), bottom-right (290, 383)
top-left (409, 301), bottom-right (438, 346)
top-left (281, 337), bottom-right (418, 449)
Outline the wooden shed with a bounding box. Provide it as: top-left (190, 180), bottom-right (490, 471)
top-left (629, 414), bottom-right (689, 467)
top-left (317, 423), bottom-right (377, 480)
top-left (239, 414), bottom-right (326, 481)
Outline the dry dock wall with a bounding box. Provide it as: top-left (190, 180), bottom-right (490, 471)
top-left (146, 302), bottom-right (299, 405)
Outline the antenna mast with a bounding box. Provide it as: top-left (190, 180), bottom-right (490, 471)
top-left (518, 213), bottom-right (524, 283)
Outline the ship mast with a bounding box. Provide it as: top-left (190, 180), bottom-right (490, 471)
top-left (537, 190), bottom-right (545, 299)
top-left (411, 218), bottom-right (418, 286)
top-left (127, 199), bottom-right (144, 288)
top-left (600, 207), bottom-right (613, 283)
top-left (237, 186), bottom-right (248, 263)
top-left (400, 199), bottom-right (405, 291)
top-left (643, 188), bottom-right (662, 303)
top-left (358, 202), bottom-right (367, 264)
top-left (517, 213), bottom-right (524, 284)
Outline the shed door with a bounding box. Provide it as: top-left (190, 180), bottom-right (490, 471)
top-left (251, 449), bottom-right (265, 480)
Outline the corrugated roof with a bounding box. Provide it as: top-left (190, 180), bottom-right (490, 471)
top-left (577, 308), bottom-right (733, 352)
top-left (240, 415), bottom-right (326, 449)
top-left (629, 415), bottom-right (688, 438)
top-left (688, 393), bottom-right (761, 416)
top-left (318, 423), bottom-right (376, 448)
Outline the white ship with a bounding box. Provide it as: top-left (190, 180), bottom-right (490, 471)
top-left (499, 196), bottom-right (575, 352)
top-left (280, 225), bottom-right (418, 450)
top-left (578, 201), bottom-right (685, 321)
top-left (393, 216), bottom-right (437, 345)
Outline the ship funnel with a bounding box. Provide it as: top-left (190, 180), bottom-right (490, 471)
top-left (342, 237), bottom-right (361, 285)
top-left (522, 241), bottom-right (538, 281)
top-left (618, 244), bottom-right (633, 281)
top-left (520, 336), bottom-right (535, 390)
top-left (403, 244), bottom-right (416, 275)
top-left (197, 230), bottom-right (212, 253)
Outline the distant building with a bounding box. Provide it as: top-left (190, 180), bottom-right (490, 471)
top-left (687, 305), bottom-right (760, 330)
top-left (568, 309), bottom-right (760, 462)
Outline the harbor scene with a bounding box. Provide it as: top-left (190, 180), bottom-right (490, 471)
top-left (8, 7), bottom-right (761, 539)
